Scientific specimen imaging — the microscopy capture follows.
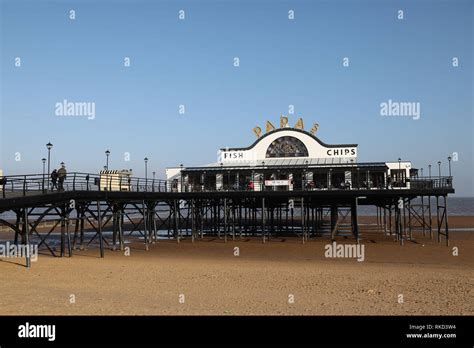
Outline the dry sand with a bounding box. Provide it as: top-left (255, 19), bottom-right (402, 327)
top-left (0, 216), bottom-right (473, 316)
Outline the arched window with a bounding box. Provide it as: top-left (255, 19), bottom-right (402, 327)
top-left (266, 136), bottom-right (309, 158)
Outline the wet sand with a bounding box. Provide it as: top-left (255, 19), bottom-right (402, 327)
top-left (0, 216), bottom-right (473, 315)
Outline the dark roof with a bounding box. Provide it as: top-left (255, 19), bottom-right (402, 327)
top-left (183, 162), bottom-right (388, 172)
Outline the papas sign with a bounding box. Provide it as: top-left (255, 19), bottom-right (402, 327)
top-left (253, 115), bottom-right (319, 138)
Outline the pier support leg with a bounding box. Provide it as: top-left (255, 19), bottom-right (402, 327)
top-left (60, 206), bottom-right (66, 257)
top-left (97, 201), bottom-right (104, 258)
top-left (352, 199), bottom-right (359, 243)
top-left (66, 212), bottom-right (72, 257)
top-left (79, 205), bottom-right (85, 250)
top-left (23, 208), bottom-right (31, 268)
top-left (14, 212), bottom-right (20, 246)
top-left (174, 200), bottom-right (180, 243)
top-left (330, 205), bottom-right (338, 241)
top-left (428, 195), bottom-right (433, 239)
top-left (153, 205), bottom-right (158, 243)
top-left (191, 199), bottom-right (195, 243)
top-left (302, 197), bottom-right (306, 244)
top-left (73, 207), bottom-right (80, 250)
top-left (262, 197), bottom-right (266, 243)
top-left (143, 201), bottom-right (149, 250)
top-left (444, 195), bottom-right (449, 246)
top-left (118, 207), bottom-right (124, 251)
top-left (224, 198), bottom-right (227, 243)
top-left (395, 199), bottom-right (403, 246)
top-left (112, 207), bottom-right (118, 251)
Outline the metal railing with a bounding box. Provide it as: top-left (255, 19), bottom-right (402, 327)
top-left (0, 172), bottom-right (170, 198)
top-left (0, 173), bottom-right (454, 198)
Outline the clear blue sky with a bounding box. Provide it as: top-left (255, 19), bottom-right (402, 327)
top-left (1, 0), bottom-right (473, 195)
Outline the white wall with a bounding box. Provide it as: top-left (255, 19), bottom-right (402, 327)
top-left (221, 129), bottom-right (357, 163)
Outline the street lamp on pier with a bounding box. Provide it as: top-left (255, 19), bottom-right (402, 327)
top-left (105, 150), bottom-right (110, 170)
top-left (42, 158), bottom-right (46, 192)
top-left (437, 161), bottom-right (442, 186)
top-left (447, 156), bottom-right (452, 177)
top-left (144, 157), bottom-right (149, 191)
top-left (46, 142), bottom-right (53, 189)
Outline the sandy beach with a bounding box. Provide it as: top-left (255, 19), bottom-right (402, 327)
top-left (0, 216), bottom-right (472, 316)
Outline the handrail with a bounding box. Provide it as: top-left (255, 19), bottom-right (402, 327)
top-left (0, 172), bottom-right (454, 197)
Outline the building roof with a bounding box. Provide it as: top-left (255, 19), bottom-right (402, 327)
top-left (220, 127), bottom-right (358, 151)
top-left (182, 159), bottom-right (388, 172)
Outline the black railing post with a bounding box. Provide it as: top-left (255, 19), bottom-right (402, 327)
top-left (73, 173), bottom-right (76, 191)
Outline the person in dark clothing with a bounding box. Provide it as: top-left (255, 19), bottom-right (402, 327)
top-left (51, 169), bottom-right (58, 190)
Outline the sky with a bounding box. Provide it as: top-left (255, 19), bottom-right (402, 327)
top-left (1, 0), bottom-right (473, 195)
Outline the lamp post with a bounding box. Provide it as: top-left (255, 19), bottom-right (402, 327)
top-left (42, 158), bottom-right (46, 192)
top-left (144, 157), bottom-right (149, 191)
top-left (46, 142), bottom-right (53, 189)
top-left (437, 161), bottom-right (441, 186)
top-left (448, 156), bottom-right (452, 177)
top-left (105, 150), bottom-right (110, 170)
top-left (420, 168), bottom-right (423, 177)
top-left (262, 161), bottom-right (265, 191)
top-left (428, 164), bottom-right (432, 179)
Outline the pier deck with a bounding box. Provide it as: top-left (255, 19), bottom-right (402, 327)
top-left (0, 172), bottom-right (454, 267)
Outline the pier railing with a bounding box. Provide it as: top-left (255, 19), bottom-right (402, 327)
top-left (0, 173), bottom-right (453, 198)
top-left (0, 172), bottom-right (170, 198)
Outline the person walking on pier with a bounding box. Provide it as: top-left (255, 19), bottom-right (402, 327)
top-left (50, 169), bottom-right (58, 190)
top-left (57, 164), bottom-right (67, 191)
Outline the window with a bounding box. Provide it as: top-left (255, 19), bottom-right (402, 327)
top-left (266, 136), bottom-right (309, 158)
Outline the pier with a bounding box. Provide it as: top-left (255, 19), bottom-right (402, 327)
top-left (0, 172), bottom-right (453, 267)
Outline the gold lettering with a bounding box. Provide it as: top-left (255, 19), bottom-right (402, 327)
top-left (280, 115), bottom-right (288, 128)
top-left (310, 122), bottom-right (319, 134)
top-left (294, 118), bottom-right (304, 129)
top-left (253, 126), bottom-right (262, 138)
top-left (265, 121), bottom-right (276, 133)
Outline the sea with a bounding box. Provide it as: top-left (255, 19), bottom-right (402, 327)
top-left (357, 196), bottom-right (474, 216)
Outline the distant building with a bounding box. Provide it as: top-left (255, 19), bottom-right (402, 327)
top-left (166, 119), bottom-right (414, 192)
